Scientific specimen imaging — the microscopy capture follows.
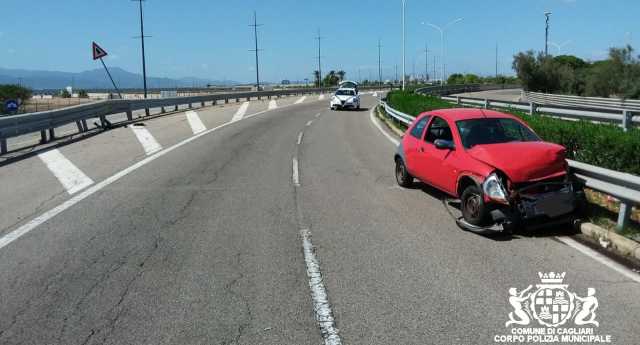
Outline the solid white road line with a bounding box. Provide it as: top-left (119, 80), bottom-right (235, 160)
top-left (232, 102), bottom-right (250, 122)
top-left (130, 126), bottom-right (162, 155)
top-left (292, 157), bottom-right (300, 186)
top-left (372, 92), bottom-right (378, 97)
top-left (38, 149), bottom-right (94, 195)
top-left (297, 132), bottom-right (304, 145)
top-left (300, 228), bottom-right (343, 345)
top-left (368, 106), bottom-right (640, 284)
top-left (306, 120), bottom-right (313, 127)
top-left (295, 96), bottom-right (307, 104)
top-left (556, 236), bottom-right (640, 284)
top-left (268, 100), bottom-right (278, 110)
top-left (318, 94), bottom-right (325, 101)
top-left (186, 110), bottom-right (206, 134)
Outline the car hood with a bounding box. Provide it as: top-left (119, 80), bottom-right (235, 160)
top-left (334, 95), bottom-right (356, 101)
top-left (467, 142), bottom-right (567, 183)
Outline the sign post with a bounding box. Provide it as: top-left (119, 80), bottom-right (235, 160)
top-left (92, 42), bottom-right (122, 99)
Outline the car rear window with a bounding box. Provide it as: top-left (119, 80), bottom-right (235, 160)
top-left (456, 118), bottom-right (540, 149)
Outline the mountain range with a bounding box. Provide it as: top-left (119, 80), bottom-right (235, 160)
top-left (0, 67), bottom-right (240, 90)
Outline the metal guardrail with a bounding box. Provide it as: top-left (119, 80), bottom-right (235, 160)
top-left (415, 84), bottom-right (521, 96)
top-left (441, 95), bottom-right (639, 131)
top-left (0, 86), bottom-right (390, 154)
top-left (525, 91), bottom-right (640, 112)
top-left (378, 100), bottom-right (639, 231)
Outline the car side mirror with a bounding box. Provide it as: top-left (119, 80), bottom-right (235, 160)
top-left (434, 139), bottom-right (455, 150)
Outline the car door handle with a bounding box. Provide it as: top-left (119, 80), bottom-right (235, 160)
top-left (419, 147), bottom-right (425, 153)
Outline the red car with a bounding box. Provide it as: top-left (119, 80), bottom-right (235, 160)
top-left (394, 108), bottom-right (583, 231)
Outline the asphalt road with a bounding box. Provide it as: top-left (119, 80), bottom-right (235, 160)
top-left (1, 93), bottom-right (639, 345)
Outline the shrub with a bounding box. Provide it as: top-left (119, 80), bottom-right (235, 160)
top-left (0, 84), bottom-right (32, 102)
top-left (385, 90), bottom-right (455, 116)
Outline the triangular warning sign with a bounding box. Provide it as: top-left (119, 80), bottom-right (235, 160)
top-left (92, 42), bottom-right (108, 60)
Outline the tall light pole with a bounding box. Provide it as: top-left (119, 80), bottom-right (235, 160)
top-left (544, 12), bottom-right (552, 56)
top-left (249, 11), bottom-right (263, 90)
top-left (423, 18), bottom-right (463, 85)
top-left (316, 29), bottom-right (323, 88)
top-left (377, 38), bottom-right (383, 85)
top-left (133, 0), bottom-right (148, 101)
top-left (401, 0), bottom-right (406, 90)
top-left (423, 43), bottom-right (429, 82)
top-left (495, 43), bottom-right (498, 79)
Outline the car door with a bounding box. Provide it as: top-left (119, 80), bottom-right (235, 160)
top-left (404, 116), bottom-right (430, 175)
top-left (416, 116), bottom-right (458, 194)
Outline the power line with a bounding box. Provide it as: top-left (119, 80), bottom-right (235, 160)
top-left (249, 11), bottom-right (263, 90)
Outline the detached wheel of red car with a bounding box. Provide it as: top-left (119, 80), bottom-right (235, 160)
top-left (461, 185), bottom-right (489, 226)
top-left (395, 158), bottom-right (413, 188)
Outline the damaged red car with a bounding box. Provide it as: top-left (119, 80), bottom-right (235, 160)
top-left (394, 108), bottom-right (584, 232)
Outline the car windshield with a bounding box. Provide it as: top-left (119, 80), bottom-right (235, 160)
top-left (456, 118), bottom-right (540, 149)
top-left (335, 90), bottom-right (355, 96)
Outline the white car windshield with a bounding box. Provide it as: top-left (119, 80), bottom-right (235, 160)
top-left (335, 90), bottom-right (355, 96)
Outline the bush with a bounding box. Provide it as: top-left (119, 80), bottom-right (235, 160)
top-left (60, 89), bottom-right (71, 98)
top-left (386, 91), bottom-right (640, 175)
top-left (78, 90), bottom-right (89, 98)
top-left (0, 84), bottom-right (32, 102)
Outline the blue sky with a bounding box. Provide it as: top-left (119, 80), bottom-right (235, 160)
top-left (0, 0), bottom-right (637, 83)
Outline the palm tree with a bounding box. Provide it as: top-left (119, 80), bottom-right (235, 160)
top-left (337, 70), bottom-right (346, 82)
top-left (313, 70), bottom-right (321, 87)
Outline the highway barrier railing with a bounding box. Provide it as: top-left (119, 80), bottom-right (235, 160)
top-left (378, 99), bottom-right (640, 231)
top-left (524, 91), bottom-right (640, 112)
top-left (0, 86), bottom-right (390, 154)
top-left (414, 84), bottom-right (521, 96)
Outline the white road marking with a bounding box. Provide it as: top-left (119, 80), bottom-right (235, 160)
top-left (38, 149), bottom-right (94, 195)
top-left (232, 102), bottom-right (250, 122)
top-left (306, 120), bottom-right (313, 127)
top-left (300, 228), bottom-right (343, 345)
top-left (556, 236), bottom-right (640, 284)
top-left (372, 92), bottom-right (378, 97)
top-left (0, 104), bottom-right (289, 251)
top-left (295, 96), bottom-right (307, 104)
top-left (318, 94), bottom-right (325, 101)
top-left (268, 99), bottom-right (278, 110)
top-left (130, 126), bottom-right (162, 155)
top-left (315, 113), bottom-right (321, 118)
top-left (297, 132), bottom-right (304, 145)
top-left (292, 157), bottom-right (300, 186)
top-left (369, 106), bottom-right (640, 284)
top-left (186, 110), bottom-right (206, 134)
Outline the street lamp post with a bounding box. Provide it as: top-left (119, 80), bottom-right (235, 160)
top-left (423, 18), bottom-right (463, 85)
top-left (545, 12), bottom-right (552, 56)
top-left (401, 0), bottom-right (406, 90)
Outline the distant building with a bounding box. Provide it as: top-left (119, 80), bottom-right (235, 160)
top-left (281, 80), bottom-right (291, 85)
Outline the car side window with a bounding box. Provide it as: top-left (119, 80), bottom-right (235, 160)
top-left (409, 116), bottom-right (430, 139)
top-left (425, 116), bottom-right (453, 143)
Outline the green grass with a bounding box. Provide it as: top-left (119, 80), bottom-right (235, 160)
top-left (385, 90), bottom-right (456, 116)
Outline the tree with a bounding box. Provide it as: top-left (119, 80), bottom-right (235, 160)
top-left (447, 73), bottom-right (465, 85)
top-left (78, 90), bottom-right (89, 98)
top-left (0, 84), bottom-right (32, 102)
top-left (60, 89), bottom-right (71, 98)
top-left (313, 70), bottom-right (321, 87)
top-left (336, 70), bottom-right (346, 82)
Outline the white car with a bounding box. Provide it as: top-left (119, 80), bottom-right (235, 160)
top-left (330, 88), bottom-right (360, 110)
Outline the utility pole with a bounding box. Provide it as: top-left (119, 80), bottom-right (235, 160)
top-left (433, 56), bottom-right (436, 83)
top-left (495, 43), bottom-right (498, 79)
top-left (395, 64), bottom-right (398, 84)
top-left (132, 0), bottom-right (150, 114)
top-left (377, 39), bottom-right (383, 85)
top-left (316, 29), bottom-right (323, 88)
top-left (545, 12), bottom-right (552, 56)
top-left (424, 43), bottom-right (429, 82)
top-left (401, 0), bottom-right (406, 90)
top-left (249, 11), bottom-right (263, 90)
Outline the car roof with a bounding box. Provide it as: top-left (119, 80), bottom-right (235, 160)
top-left (417, 108), bottom-right (520, 122)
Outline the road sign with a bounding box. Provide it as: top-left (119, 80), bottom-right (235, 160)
top-left (4, 99), bottom-right (19, 113)
top-left (92, 42), bottom-right (108, 60)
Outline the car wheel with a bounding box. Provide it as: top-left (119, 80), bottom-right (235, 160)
top-left (461, 185), bottom-right (489, 226)
top-left (395, 158), bottom-right (413, 188)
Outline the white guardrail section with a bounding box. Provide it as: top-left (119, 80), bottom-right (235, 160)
top-left (439, 93), bottom-right (639, 131)
top-left (379, 99), bottom-right (640, 231)
top-left (0, 86), bottom-right (391, 154)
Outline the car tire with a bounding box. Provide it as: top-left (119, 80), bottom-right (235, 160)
top-left (395, 158), bottom-right (413, 188)
top-left (461, 185), bottom-right (489, 226)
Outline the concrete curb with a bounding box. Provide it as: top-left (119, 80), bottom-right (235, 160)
top-left (580, 222), bottom-right (640, 261)
top-left (375, 106), bottom-right (406, 138)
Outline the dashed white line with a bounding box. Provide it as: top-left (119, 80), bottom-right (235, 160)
top-left (292, 157), bottom-right (300, 186)
top-left (369, 106), bottom-right (640, 284)
top-left (232, 102), bottom-right (250, 122)
top-left (130, 125), bottom-right (163, 155)
top-left (38, 149), bottom-right (94, 195)
top-left (315, 113), bottom-right (321, 118)
top-left (186, 110), bottom-right (206, 134)
top-left (297, 132), bottom-right (304, 145)
top-left (295, 96), bottom-right (307, 104)
top-left (306, 120), bottom-right (313, 127)
top-left (300, 228), bottom-right (343, 345)
top-left (268, 99), bottom-right (278, 110)
top-left (318, 94), bottom-right (325, 101)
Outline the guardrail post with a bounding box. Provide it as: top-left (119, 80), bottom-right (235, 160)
top-left (225, 98), bottom-right (229, 104)
top-left (126, 109), bottom-right (133, 121)
top-left (201, 101), bottom-right (205, 107)
top-left (76, 121), bottom-right (84, 133)
top-left (40, 130), bottom-right (47, 143)
top-left (456, 96), bottom-right (460, 105)
top-left (621, 110), bottom-right (632, 132)
top-left (188, 103), bottom-right (193, 109)
top-left (529, 102), bottom-right (536, 115)
top-left (616, 201), bottom-right (632, 232)
top-left (484, 99), bottom-right (489, 109)
top-left (174, 104), bottom-right (178, 111)
top-left (1, 139), bottom-right (7, 154)
top-left (81, 120), bottom-right (88, 132)
top-left (236, 98), bottom-right (240, 103)
top-left (48, 128), bottom-right (55, 140)
top-left (161, 107), bottom-right (166, 114)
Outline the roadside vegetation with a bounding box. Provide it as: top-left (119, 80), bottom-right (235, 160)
top-left (0, 84), bottom-right (32, 103)
top-left (446, 73), bottom-right (519, 86)
top-left (513, 45), bottom-right (640, 99)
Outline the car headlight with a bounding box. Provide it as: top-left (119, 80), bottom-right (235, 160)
top-left (482, 173), bottom-right (509, 204)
